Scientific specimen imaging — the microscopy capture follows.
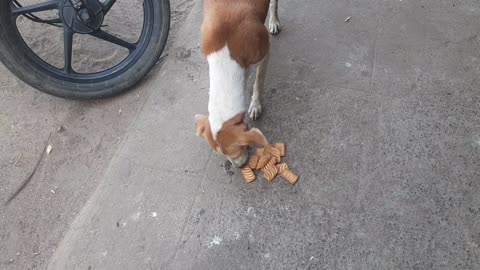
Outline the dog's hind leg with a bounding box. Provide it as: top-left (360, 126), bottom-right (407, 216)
top-left (248, 52), bottom-right (270, 120)
top-left (269, 0), bottom-right (281, 35)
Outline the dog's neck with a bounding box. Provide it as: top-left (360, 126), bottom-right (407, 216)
top-left (207, 46), bottom-right (247, 138)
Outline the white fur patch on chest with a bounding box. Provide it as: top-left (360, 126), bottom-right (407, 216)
top-left (207, 46), bottom-right (247, 137)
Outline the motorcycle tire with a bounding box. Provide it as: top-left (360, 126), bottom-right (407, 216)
top-left (0, 0), bottom-right (170, 99)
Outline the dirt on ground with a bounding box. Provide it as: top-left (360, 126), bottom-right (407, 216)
top-left (0, 0), bottom-right (194, 269)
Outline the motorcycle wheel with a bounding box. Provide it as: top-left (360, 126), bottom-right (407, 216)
top-left (0, 0), bottom-right (170, 99)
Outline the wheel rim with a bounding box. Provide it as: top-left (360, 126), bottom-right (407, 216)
top-left (9, 0), bottom-right (156, 84)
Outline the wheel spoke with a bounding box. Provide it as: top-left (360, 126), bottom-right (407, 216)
top-left (102, 0), bottom-right (118, 14)
top-left (12, 0), bottom-right (59, 15)
top-left (89, 30), bottom-right (137, 51)
top-left (64, 28), bottom-right (74, 74)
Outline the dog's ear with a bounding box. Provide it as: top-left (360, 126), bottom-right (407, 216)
top-left (195, 114), bottom-right (217, 150)
top-left (237, 128), bottom-right (268, 146)
top-left (195, 114), bottom-right (209, 137)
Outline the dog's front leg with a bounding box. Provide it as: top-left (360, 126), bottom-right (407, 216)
top-left (269, 0), bottom-right (281, 35)
top-left (248, 52), bottom-right (270, 120)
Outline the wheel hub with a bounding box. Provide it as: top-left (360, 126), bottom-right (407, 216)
top-left (60, 0), bottom-right (104, 34)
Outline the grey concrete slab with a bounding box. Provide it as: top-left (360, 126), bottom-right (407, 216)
top-left (47, 3), bottom-right (209, 269)
top-left (372, 0), bottom-right (480, 98)
top-left (268, 0), bottom-right (380, 92)
top-left (48, 158), bottom-right (202, 270)
top-left (173, 80), bottom-right (479, 269)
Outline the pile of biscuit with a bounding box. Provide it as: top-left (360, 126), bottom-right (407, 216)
top-left (241, 143), bottom-right (299, 185)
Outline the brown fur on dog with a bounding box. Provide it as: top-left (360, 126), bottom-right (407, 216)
top-left (196, 113), bottom-right (268, 159)
top-left (202, 0), bottom-right (270, 67)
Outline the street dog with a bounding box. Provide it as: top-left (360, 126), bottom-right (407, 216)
top-left (195, 0), bottom-right (281, 168)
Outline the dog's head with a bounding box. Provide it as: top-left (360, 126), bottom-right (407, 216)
top-left (195, 113), bottom-right (267, 167)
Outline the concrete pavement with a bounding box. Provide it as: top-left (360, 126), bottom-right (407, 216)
top-left (4, 0), bottom-right (480, 269)
top-left (0, 1), bottom-right (194, 269)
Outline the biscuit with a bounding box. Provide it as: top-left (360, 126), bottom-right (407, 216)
top-left (276, 163), bottom-right (289, 174)
top-left (262, 163), bottom-right (278, 181)
top-left (247, 155), bottom-right (260, 169)
top-left (280, 169), bottom-right (299, 185)
top-left (275, 143), bottom-right (286, 157)
top-left (241, 167), bottom-right (256, 183)
top-left (266, 156), bottom-right (277, 168)
top-left (245, 142), bottom-right (298, 185)
top-left (256, 154), bottom-right (271, 169)
top-left (270, 147), bottom-right (282, 163)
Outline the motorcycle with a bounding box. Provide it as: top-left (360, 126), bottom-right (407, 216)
top-left (0, 0), bottom-right (170, 99)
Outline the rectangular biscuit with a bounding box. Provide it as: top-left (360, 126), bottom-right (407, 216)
top-left (280, 169), bottom-right (299, 185)
top-left (275, 143), bottom-right (286, 157)
top-left (262, 163), bottom-right (278, 181)
top-left (241, 167), bottom-right (256, 183)
top-left (247, 155), bottom-right (260, 169)
top-left (276, 163), bottom-right (289, 174)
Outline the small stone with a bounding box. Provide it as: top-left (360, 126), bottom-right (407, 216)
top-left (224, 160), bottom-right (232, 171)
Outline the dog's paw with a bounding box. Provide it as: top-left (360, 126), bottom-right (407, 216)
top-left (248, 100), bottom-right (262, 120)
top-left (269, 19), bottom-right (281, 35)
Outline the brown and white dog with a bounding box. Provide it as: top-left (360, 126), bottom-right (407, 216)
top-left (195, 0), bottom-right (280, 167)
top-left (195, 0), bottom-right (281, 168)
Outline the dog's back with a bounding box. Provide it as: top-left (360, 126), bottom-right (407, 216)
top-left (202, 0), bottom-right (270, 67)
